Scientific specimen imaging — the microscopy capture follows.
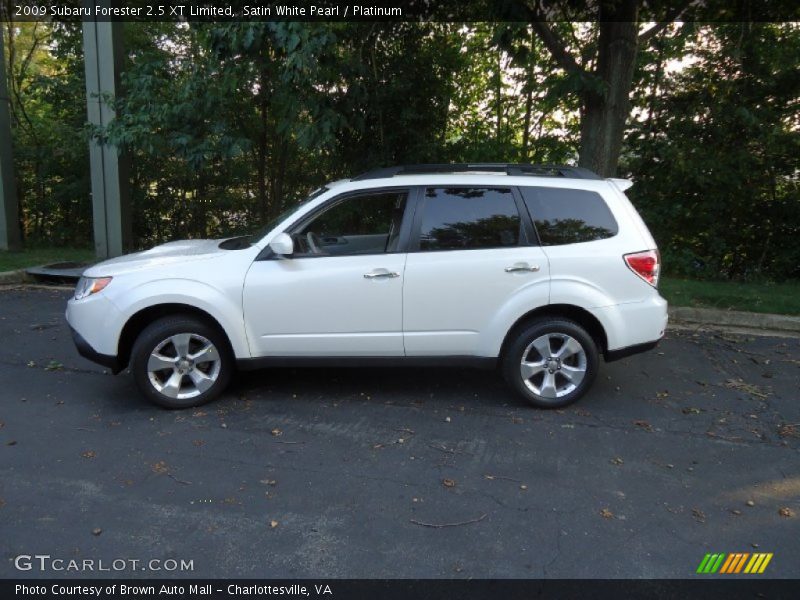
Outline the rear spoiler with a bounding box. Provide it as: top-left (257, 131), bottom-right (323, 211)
top-left (607, 178), bottom-right (633, 192)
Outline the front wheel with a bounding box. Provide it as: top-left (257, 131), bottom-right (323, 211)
top-left (502, 318), bottom-right (599, 408)
top-left (130, 316), bottom-right (233, 409)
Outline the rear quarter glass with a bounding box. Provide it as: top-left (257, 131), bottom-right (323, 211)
top-left (520, 184), bottom-right (657, 306)
top-left (607, 182), bottom-right (658, 250)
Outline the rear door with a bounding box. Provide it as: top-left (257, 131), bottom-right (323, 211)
top-left (402, 186), bottom-right (550, 356)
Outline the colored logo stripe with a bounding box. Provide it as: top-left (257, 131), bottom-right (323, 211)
top-left (697, 553), bottom-right (725, 573)
top-left (697, 553), bottom-right (773, 574)
top-left (720, 553), bottom-right (749, 573)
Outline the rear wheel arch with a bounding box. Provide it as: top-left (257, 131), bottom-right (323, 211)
top-left (117, 304), bottom-right (235, 371)
top-left (499, 304), bottom-right (608, 361)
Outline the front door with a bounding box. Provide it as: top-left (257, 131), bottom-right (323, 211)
top-left (243, 189), bottom-right (411, 357)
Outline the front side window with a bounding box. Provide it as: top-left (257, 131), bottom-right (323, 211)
top-left (293, 190), bottom-right (408, 256)
top-left (419, 187), bottom-right (521, 251)
top-left (520, 187), bottom-right (618, 246)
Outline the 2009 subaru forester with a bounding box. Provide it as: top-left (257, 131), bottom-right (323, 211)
top-left (67, 163), bottom-right (668, 409)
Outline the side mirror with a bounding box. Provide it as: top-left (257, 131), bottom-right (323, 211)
top-left (269, 233), bottom-right (294, 256)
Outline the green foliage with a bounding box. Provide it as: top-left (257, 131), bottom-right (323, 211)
top-left (625, 23), bottom-right (800, 281)
top-left (5, 21), bottom-right (799, 285)
top-left (4, 22), bottom-right (91, 246)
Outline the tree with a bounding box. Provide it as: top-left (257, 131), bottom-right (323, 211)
top-left (625, 23), bottom-right (800, 280)
top-left (524, 0), bottom-right (691, 176)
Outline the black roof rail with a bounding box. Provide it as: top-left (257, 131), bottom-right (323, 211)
top-left (351, 163), bottom-right (601, 181)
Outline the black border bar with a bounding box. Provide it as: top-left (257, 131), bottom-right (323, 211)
top-left (4, 579), bottom-right (800, 600)
top-left (3, 0), bottom-right (800, 23)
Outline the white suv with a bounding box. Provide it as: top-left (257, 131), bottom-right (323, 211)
top-left (66, 164), bottom-right (667, 409)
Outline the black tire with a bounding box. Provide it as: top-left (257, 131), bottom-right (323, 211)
top-left (130, 315), bottom-right (233, 409)
top-left (502, 318), bottom-right (599, 409)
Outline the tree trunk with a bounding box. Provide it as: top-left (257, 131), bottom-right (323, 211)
top-left (521, 29), bottom-right (535, 162)
top-left (256, 56), bottom-right (269, 223)
top-left (578, 8), bottom-right (639, 176)
top-left (494, 50), bottom-right (502, 143)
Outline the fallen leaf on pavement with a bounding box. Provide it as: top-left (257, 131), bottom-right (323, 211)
top-left (271, 428), bottom-right (282, 437)
top-left (600, 508), bottom-right (614, 519)
top-left (692, 508), bottom-right (706, 522)
top-left (81, 450), bottom-right (96, 459)
top-left (152, 461), bottom-right (169, 474)
top-left (724, 378), bottom-right (768, 399)
top-left (443, 478), bottom-right (456, 488)
top-left (778, 507), bottom-right (795, 518)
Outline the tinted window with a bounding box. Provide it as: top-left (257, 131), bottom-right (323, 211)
top-left (419, 188), bottom-right (521, 251)
top-left (295, 191), bottom-right (407, 256)
top-left (520, 187), bottom-right (618, 246)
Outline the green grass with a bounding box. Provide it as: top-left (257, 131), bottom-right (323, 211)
top-left (660, 276), bottom-right (800, 316)
top-left (0, 247), bottom-right (95, 272)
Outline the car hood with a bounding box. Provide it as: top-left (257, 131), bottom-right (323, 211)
top-left (83, 239), bottom-right (229, 277)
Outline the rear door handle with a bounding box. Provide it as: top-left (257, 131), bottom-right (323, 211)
top-left (364, 269), bottom-right (400, 279)
top-left (505, 263), bottom-right (540, 273)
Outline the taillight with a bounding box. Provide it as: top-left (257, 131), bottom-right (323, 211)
top-left (624, 250), bottom-right (660, 287)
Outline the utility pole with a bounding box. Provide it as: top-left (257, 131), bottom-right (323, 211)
top-left (0, 31), bottom-right (22, 251)
top-left (83, 0), bottom-right (131, 258)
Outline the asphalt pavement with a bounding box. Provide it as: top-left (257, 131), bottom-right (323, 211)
top-left (1, 286), bottom-right (799, 579)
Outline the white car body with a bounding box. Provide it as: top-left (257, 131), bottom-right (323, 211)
top-left (66, 166), bottom-right (667, 407)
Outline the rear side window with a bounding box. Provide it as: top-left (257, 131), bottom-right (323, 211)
top-left (520, 187), bottom-right (618, 246)
top-left (419, 187), bottom-right (521, 251)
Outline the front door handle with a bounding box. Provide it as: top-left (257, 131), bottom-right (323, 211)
top-left (364, 269), bottom-right (400, 279)
top-left (505, 263), bottom-right (540, 273)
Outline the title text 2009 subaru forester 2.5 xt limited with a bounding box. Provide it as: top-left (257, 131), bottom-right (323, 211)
top-left (67, 163), bottom-right (667, 409)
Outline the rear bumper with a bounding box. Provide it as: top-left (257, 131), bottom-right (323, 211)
top-left (589, 294), bottom-right (668, 351)
top-left (604, 339), bottom-right (659, 362)
top-left (69, 325), bottom-right (122, 373)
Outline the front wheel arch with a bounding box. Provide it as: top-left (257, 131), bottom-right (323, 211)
top-left (117, 304), bottom-right (235, 373)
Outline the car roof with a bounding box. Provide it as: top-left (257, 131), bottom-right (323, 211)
top-left (337, 172), bottom-right (617, 193)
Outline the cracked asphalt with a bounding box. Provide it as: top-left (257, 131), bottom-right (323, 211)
top-left (1, 286), bottom-right (799, 579)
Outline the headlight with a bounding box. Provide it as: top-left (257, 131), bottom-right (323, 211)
top-left (74, 276), bottom-right (113, 300)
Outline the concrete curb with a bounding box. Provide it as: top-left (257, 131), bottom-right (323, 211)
top-left (0, 269), bottom-right (33, 284)
top-left (669, 306), bottom-right (800, 334)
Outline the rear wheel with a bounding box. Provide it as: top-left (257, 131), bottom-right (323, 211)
top-left (130, 316), bottom-right (233, 409)
top-left (502, 318), bottom-right (599, 408)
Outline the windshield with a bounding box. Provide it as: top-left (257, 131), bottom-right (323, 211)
top-left (219, 187), bottom-right (329, 250)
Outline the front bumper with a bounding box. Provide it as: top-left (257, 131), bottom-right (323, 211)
top-left (69, 325), bottom-right (122, 373)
